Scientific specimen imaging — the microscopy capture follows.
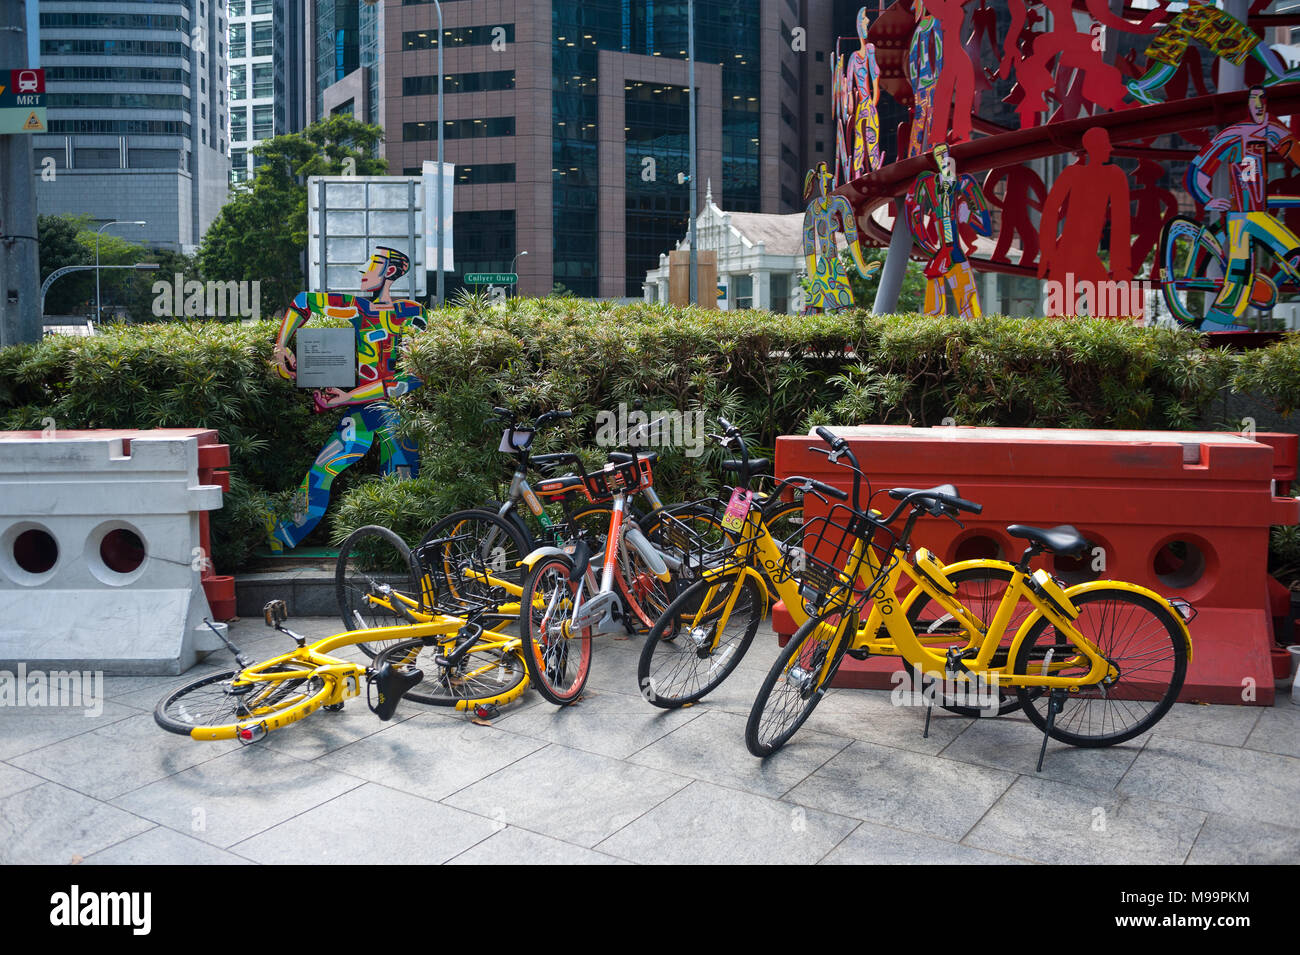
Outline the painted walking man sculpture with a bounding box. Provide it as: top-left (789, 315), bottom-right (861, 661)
top-left (268, 246), bottom-right (427, 550)
top-left (905, 143), bottom-right (992, 319)
top-left (802, 162), bottom-right (879, 311)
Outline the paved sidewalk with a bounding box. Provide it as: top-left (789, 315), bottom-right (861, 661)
top-left (2, 616), bottom-right (1298, 865)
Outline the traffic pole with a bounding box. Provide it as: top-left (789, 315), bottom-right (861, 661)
top-left (0, 0), bottom-right (40, 346)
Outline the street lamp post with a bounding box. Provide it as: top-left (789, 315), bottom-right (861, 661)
top-left (511, 250), bottom-right (528, 297)
top-left (95, 220), bottom-right (146, 323)
top-left (434, 0), bottom-right (445, 307)
top-left (688, 0), bottom-right (698, 306)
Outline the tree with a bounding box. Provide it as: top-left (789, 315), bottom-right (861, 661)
top-left (840, 246), bottom-right (928, 314)
top-left (198, 116), bottom-right (387, 309)
top-left (38, 214), bottom-right (93, 316)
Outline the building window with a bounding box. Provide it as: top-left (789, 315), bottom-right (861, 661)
top-left (253, 63), bottom-right (273, 98)
top-left (771, 273), bottom-right (790, 314)
top-left (231, 66), bottom-right (246, 100)
top-left (815, 140), bottom-right (824, 152)
top-left (403, 117), bottom-right (515, 140)
top-left (815, 84), bottom-right (824, 96)
top-left (403, 70), bottom-right (515, 96)
top-left (252, 104), bottom-right (273, 139)
top-left (456, 163), bottom-right (516, 184)
top-left (403, 25), bottom-right (515, 50)
top-left (815, 112), bottom-right (823, 124)
top-left (231, 108), bottom-right (247, 140)
top-left (732, 274), bottom-right (753, 310)
top-left (252, 22), bottom-right (272, 56)
top-left (816, 51), bottom-right (824, 62)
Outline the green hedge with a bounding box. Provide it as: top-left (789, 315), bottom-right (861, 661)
top-left (2, 303), bottom-right (1296, 573)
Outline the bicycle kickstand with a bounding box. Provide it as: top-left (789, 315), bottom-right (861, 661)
top-left (1036, 689), bottom-right (1067, 773)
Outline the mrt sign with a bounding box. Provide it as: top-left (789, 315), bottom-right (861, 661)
top-left (0, 69), bottom-right (47, 134)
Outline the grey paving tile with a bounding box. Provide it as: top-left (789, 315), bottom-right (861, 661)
top-left (803, 687), bottom-right (980, 754)
top-left (0, 761), bottom-right (44, 799)
top-left (0, 782), bottom-right (153, 865)
top-left (1119, 735), bottom-right (1300, 825)
top-left (1243, 699), bottom-right (1300, 759)
top-left (316, 713), bottom-right (547, 801)
top-left (447, 826), bottom-right (627, 865)
top-left (492, 683), bottom-right (703, 759)
top-left (784, 740), bottom-right (1015, 841)
top-left (1186, 813), bottom-right (1300, 865)
top-left (966, 774), bottom-right (1205, 865)
top-left (597, 779), bottom-right (858, 864)
top-left (10, 711), bottom-right (236, 801)
top-left (820, 820), bottom-right (1030, 865)
top-left (101, 662), bottom-right (226, 704)
top-left (939, 714), bottom-right (1142, 789)
top-left (258, 700), bottom-right (424, 762)
top-left (233, 782), bottom-right (501, 865)
top-left (0, 701), bottom-right (137, 760)
top-left (1144, 701), bottom-right (1263, 747)
top-left (628, 708), bottom-right (850, 797)
top-left (445, 744), bottom-right (689, 848)
top-left (82, 826), bottom-right (253, 865)
top-left (112, 745), bottom-right (364, 848)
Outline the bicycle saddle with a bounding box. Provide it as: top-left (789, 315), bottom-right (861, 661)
top-left (721, 457), bottom-right (769, 474)
top-left (535, 473), bottom-right (587, 498)
top-left (1006, 524), bottom-right (1090, 558)
top-left (368, 663), bottom-right (424, 721)
top-left (888, 484), bottom-right (961, 501)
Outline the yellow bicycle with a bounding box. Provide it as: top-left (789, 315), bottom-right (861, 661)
top-left (743, 431), bottom-right (1193, 768)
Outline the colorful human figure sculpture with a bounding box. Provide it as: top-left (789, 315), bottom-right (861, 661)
top-left (906, 0), bottom-right (942, 158)
top-left (845, 7), bottom-right (882, 179)
top-left (1127, 1), bottom-right (1300, 105)
top-left (1038, 127), bottom-right (1133, 313)
top-left (802, 162), bottom-right (880, 311)
top-left (1185, 86), bottom-right (1300, 330)
top-left (268, 247), bottom-right (427, 550)
top-left (833, 51), bottom-right (853, 186)
top-left (918, 0), bottom-right (975, 145)
top-left (905, 143), bottom-right (992, 319)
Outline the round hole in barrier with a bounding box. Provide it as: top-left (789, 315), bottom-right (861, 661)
top-left (100, 528), bottom-right (146, 574)
top-left (952, 533), bottom-right (1002, 563)
top-left (1051, 531), bottom-right (1112, 586)
top-left (14, 528), bottom-right (58, 574)
top-left (1153, 538), bottom-right (1207, 590)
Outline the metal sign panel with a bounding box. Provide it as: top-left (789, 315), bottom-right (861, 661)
top-left (295, 327), bottom-right (358, 389)
top-left (306, 176), bottom-right (427, 297)
top-left (0, 68), bottom-right (46, 133)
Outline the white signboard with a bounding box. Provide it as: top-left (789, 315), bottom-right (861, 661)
top-left (423, 160), bottom-right (455, 273)
top-left (295, 328), bottom-right (357, 389)
top-left (306, 176), bottom-right (427, 297)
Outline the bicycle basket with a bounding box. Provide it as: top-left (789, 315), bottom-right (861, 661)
top-left (583, 454), bottom-right (653, 500)
top-left (410, 532), bottom-right (508, 616)
top-left (774, 504), bottom-right (897, 614)
top-left (650, 496), bottom-right (757, 581)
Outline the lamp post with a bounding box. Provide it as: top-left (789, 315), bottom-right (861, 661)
top-left (434, 0), bottom-right (445, 307)
top-left (95, 220), bottom-right (146, 323)
top-left (688, 0), bottom-right (698, 306)
top-left (511, 250), bottom-right (528, 297)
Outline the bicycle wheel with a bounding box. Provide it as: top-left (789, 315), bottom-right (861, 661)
top-left (335, 525), bottom-right (421, 657)
top-left (901, 564), bottom-right (1031, 717)
top-left (519, 555), bottom-right (592, 705)
top-left (1158, 214), bottom-right (1225, 326)
top-left (373, 637), bottom-right (528, 710)
top-left (617, 536), bottom-right (679, 632)
top-left (154, 664), bottom-right (330, 739)
top-left (418, 509), bottom-right (530, 615)
top-left (638, 571), bottom-right (765, 708)
top-left (745, 605), bottom-right (854, 757)
top-left (1012, 587), bottom-right (1187, 747)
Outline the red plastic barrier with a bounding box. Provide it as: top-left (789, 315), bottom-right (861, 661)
top-left (774, 425), bottom-right (1300, 705)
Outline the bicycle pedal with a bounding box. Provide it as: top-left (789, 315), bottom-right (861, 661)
top-left (473, 702), bottom-right (500, 720)
top-left (845, 648), bottom-right (871, 661)
top-left (324, 702), bottom-right (345, 712)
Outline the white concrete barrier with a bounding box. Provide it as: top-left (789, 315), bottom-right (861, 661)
top-left (0, 432), bottom-right (227, 674)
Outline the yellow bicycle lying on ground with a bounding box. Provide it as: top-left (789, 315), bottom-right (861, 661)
top-left (743, 429), bottom-right (1195, 769)
top-left (154, 534), bottom-right (530, 741)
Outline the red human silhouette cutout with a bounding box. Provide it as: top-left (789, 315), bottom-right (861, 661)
top-left (1039, 127), bottom-right (1134, 315)
top-left (983, 165), bottom-right (1047, 268)
top-left (1130, 160), bottom-right (1180, 277)
top-left (1011, 0), bottom-right (1130, 128)
top-left (920, 0), bottom-right (976, 145)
